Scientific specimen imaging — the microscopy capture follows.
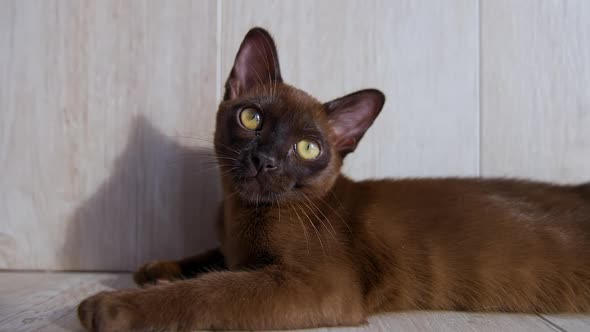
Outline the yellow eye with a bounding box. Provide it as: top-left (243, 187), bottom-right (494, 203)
top-left (295, 139), bottom-right (321, 160)
top-left (239, 107), bottom-right (261, 130)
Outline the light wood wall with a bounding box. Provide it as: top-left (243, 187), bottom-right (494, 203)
top-left (1, 0), bottom-right (588, 270)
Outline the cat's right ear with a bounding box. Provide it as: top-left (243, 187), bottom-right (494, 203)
top-left (224, 27), bottom-right (282, 101)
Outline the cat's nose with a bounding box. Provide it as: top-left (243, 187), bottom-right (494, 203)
top-left (251, 152), bottom-right (278, 173)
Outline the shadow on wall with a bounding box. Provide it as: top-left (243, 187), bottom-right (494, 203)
top-left (61, 115), bottom-right (222, 271)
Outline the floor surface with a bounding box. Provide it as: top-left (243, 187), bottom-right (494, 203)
top-left (1, 272), bottom-right (589, 331)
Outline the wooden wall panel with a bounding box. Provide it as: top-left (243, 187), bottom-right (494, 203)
top-left (220, 0), bottom-right (480, 180)
top-left (481, 0), bottom-right (590, 182)
top-left (4, 0), bottom-right (589, 271)
top-left (0, 0), bottom-right (479, 270)
top-left (0, 0), bottom-right (220, 270)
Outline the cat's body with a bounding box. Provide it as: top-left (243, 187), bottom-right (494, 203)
top-left (219, 175), bottom-right (590, 314)
top-left (78, 28), bottom-right (590, 331)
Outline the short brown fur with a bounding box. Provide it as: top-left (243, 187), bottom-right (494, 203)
top-left (78, 28), bottom-right (590, 331)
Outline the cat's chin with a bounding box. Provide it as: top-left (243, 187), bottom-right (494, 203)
top-left (238, 191), bottom-right (278, 204)
top-left (236, 189), bottom-right (291, 204)
top-left (233, 177), bottom-right (294, 204)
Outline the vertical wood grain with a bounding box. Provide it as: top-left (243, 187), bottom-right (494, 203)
top-left (6, 0), bottom-right (589, 271)
top-left (221, 0), bottom-right (479, 180)
top-left (481, 0), bottom-right (590, 182)
top-left (0, 0), bottom-right (219, 270)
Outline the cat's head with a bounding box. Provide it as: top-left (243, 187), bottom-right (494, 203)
top-left (214, 28), bottom-right (385, 203)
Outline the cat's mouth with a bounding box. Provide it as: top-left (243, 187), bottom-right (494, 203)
top-left (236, 174), bottom-right (297, 203)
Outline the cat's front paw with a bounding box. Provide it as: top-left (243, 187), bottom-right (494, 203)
top-left (133, 260), bottom-right (182, 287)
top-left (78, 291), bottom-right (141, 332)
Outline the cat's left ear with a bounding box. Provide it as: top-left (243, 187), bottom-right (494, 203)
top-left (324, 89), bottom-right (385, 156)
top-left (224, 27), bottom-right (282, 100)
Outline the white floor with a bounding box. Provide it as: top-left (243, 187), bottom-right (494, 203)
top-left (1, 272), bottom-right (589, 332)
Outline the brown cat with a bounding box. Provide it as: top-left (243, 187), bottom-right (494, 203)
top-left (78, 27), bottom-right (590, 331)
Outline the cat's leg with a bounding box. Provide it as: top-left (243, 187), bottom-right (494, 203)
top-left (133, 248), bottom-right (225, 287)
top-left (79, 266), bottom-right (365, 331)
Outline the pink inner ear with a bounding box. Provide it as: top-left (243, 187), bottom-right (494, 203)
top-left (325, 89), bottom-right (385, 155)
top-left (329, 113), bottom-right (368, 153)
top-left (227, 77), bottom-right (241, 100)
top-left (225, 28), bottom-right (282, 100)
top-left (235, 43), bottom-right (262, 86)
top-left (333, 136), bottom-right (357, 153)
